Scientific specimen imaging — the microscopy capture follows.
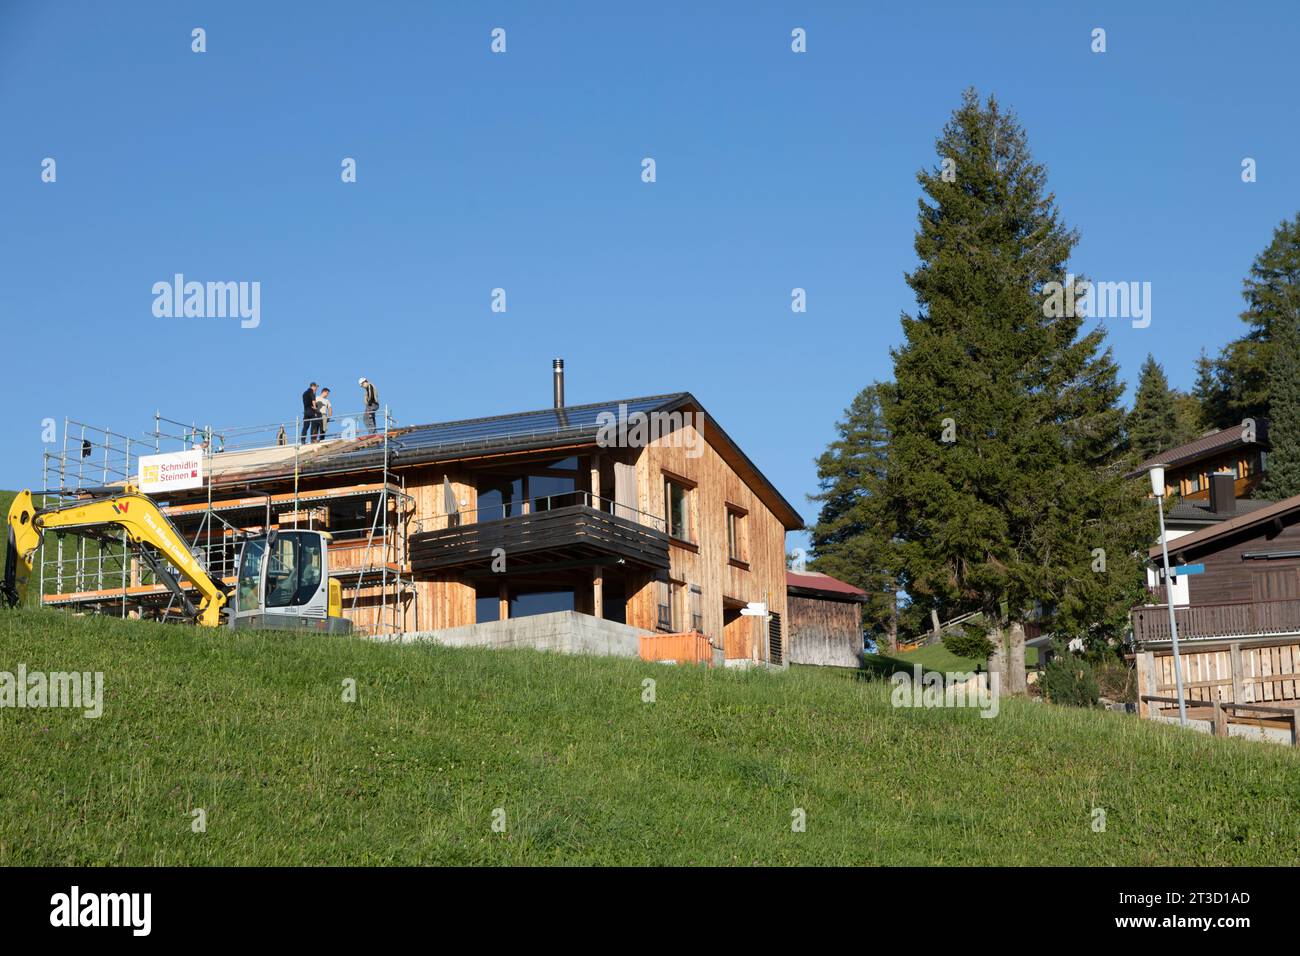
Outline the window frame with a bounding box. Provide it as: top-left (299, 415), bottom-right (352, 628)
top-left (662, 472), bottom-right (696, 545)
top-left (725, 503), bottom-right (749, 566)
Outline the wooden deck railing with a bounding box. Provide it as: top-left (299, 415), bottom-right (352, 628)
top-left (410, 503), bottom-right (670, 575)
top-left (1131, 598), bottom-right (1300, 644)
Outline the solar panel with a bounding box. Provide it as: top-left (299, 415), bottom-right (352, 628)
top-left (311, 394), bottom-right (684, 470)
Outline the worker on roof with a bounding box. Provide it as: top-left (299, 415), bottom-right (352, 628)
top-left (359, 377), bottom-right (379, 434)
top-left (301, 382), bottom-right (318, 444)
top-left (315, 387), bottom-right (333, 442)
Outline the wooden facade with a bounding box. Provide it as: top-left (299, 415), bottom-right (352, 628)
top-left (1133, 491), bottom-right (1300, 725)
top-left (403, 414), bottom-right (799, 663)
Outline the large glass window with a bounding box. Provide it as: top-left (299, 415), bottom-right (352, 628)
top-left (477, 478), bottom-right (524, 522)
top-left (476, 584), bottom-right (501, 623)
top-left (510, 588), bottom-right (574, 618)
top-left (528, 457), bottom-right (578, 512)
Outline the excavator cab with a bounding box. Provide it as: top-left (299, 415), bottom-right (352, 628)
top-left (231, 529), bottom-right (351, 633)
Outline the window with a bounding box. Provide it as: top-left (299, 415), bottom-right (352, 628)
top-left (726, 505), bottom-right (747, 563)
top-left (509, 588), bottom-right (575, 618)
top-left (655, 578), bottom-right (672, 630)
top-left (689, 584), bottom-right (702, 633)
top-left (265, 532), bottom-right (322, 608)
top-left (476, 584), bottom-right (501, 623)
top-left (237, 538), bottom-right (266, 612)
top-left (664, 477), bottom-right (693, 542)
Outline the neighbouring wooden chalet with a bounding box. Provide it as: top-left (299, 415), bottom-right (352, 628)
top-left (46, 366), bottom-right (803, 667)
top-left (1133, 479), bottom-right (1300, 738)
top-left (785, 570), bottom-right (867, 667)
top-left (1128, 419), bottom-right (1270, 501)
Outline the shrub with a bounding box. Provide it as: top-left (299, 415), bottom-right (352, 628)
top-left (1093, 655), bottom-right (1137, 703)
top-left (942, 626), bottom-right (994, 662)
top-left (1040, 643), bottom-right (1100, 707)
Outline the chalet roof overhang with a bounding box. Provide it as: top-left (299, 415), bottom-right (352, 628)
top-left (1125, 419), bottom-right (1271, 479)
top-left (787, 585), bottom-right (869, 603)
top-left (1150, 492), bottom-right (1300, 562)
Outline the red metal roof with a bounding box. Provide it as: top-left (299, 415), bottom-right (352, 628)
top-left (786, 570), bottom-right (868, 600)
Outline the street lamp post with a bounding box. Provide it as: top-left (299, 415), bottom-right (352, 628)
top-left (1148, 464), bottom-right (1187, 726)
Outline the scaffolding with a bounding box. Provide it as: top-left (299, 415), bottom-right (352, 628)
top-left (34, 406), bottom-right (415, 635)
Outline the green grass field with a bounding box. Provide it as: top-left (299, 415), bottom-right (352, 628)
top-left (2, 608), bottom-right (1299, 866)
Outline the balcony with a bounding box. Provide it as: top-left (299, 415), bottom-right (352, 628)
top-left (410, 491), bottom-right (669, 577)
top-left (1131, 598), bottom-right (1300, 646)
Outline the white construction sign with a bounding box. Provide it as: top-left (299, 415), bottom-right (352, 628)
top-left (138, 449), bottom-right (204, 493)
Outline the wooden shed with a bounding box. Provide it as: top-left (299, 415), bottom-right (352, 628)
top-left (785, 570), bottom-right (867, 667)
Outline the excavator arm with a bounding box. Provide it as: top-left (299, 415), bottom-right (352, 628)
top-left (3, 486), bottom-right (228, 626)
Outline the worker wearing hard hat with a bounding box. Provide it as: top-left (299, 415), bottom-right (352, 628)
top-left (359, 377), bottom-right (379, 434)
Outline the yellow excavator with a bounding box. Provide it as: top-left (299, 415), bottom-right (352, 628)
top-left (3, 485), bottom-right (350, 633)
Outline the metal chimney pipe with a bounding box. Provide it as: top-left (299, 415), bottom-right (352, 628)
top-left (552, 358), bottom-right (565, 409)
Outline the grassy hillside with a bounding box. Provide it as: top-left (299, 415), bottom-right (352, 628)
top-left (2, 608), bottom-right (1299, 866)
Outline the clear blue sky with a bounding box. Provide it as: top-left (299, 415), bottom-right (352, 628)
top-left (3, 1), bottom-right (1298, 547)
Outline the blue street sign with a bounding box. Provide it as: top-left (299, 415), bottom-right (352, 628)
top-left (1161, 563), bottom-right (1205, 579)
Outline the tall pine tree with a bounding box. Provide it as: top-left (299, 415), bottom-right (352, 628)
top-left (1261, 313), bottom-right (1300, 500)
top-left (886, 90), bottom-right (1148, 689)
top-left (1127, 355), bottom-right (1180, 461)
top-left (1198, 212), bottom-right (1300, 428)
top-left (807, 382), bottom-right (899, 648)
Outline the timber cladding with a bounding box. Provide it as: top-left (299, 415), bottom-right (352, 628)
top-left (392, 413), bottom-right (798, 664)
top-left (786, 593), bottom-right (862, 668)
top-left (630, 419), bottom-right (792, 662)
top-left (390, 416), bottom-right (795, 660)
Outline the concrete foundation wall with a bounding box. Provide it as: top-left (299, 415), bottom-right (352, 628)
top-left (373, 610), bottom-right (645, 658)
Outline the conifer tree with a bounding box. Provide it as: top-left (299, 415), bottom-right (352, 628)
top-left (1261, 314), bottom-right (1300, 501)
top-left (808, 383), bottom-right (899, 647)
top-left (885, 90), bottom-right (1148, 688)
top-left (1198, 213), bottom-right (1300, 428)
top-left (1127, 355), bottom-right (1180, 461)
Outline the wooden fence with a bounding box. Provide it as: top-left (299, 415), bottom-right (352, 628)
top-left (1141, 694), bottom-right (1300, 745)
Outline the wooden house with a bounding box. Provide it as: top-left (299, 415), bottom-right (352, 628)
top-left (1132, 482), bottom-right (1300, 734)
top-left (44, 364), bottom-right (803, 667)
top-left (1127, 420), bottom-right (1270, 501)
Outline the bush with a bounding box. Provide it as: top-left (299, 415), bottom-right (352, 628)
top-left (942, 626), bottom-right (994, 662)
top-left (1093, 655), bottom-right (1137, 703)
top-left (1040, 643), bottom-right (1100, 707)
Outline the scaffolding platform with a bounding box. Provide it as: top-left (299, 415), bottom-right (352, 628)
top-left (32, 407), bottom-right (416, 635)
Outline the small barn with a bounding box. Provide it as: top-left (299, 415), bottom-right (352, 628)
top-left (785, 570), bottom-right (867, 667)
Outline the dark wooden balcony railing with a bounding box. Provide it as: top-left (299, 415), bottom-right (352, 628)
top-left (410, 493), bottom-right (669, 576)
top-left (1131, 598), bottom-right (1300, 645)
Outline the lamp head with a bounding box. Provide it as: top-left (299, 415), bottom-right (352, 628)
top-left (1148, 464), bottom-right (1168, 498)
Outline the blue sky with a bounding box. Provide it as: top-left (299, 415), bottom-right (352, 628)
top-left (3, 1), bottom-right (1298, 547)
